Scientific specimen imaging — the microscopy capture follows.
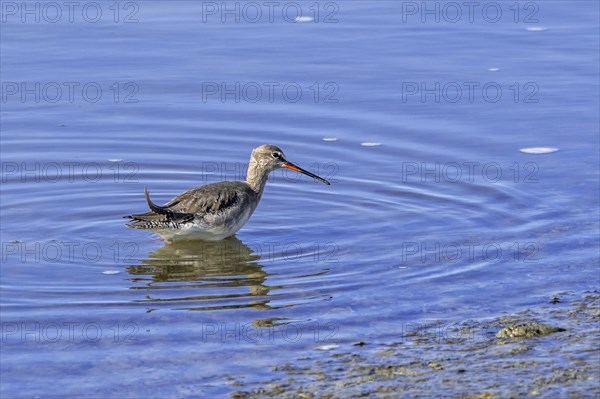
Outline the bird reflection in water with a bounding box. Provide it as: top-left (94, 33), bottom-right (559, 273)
top-left (127, 237), bottom-right (277, 311)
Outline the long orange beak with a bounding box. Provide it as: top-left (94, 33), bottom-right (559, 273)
top-left (283, 162), bottom-right (330, 185)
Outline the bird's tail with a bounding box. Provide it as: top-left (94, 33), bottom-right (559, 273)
top-left (124, 187), bottom-right (194, 229)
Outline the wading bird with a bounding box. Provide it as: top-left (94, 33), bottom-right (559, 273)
top-left (124, 144), bottom-right (330, 241)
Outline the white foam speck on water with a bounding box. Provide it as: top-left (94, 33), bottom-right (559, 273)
top-left (488, 68), bottom-right (500, 72)
top-left (361, 142), bottom-right (382, 147)
top-left (526, 26), bottom-right (547, 32)
top-left (316, 344), bottom-right (339, 351)
top-left (295, 16), bottom-right (314, 22)
top-left (108, 159), bottom-right (123, 162)
top-left (323, 137), bottom-right (338, 142)
top-left (102, 270), bottom-right (121, 275)
top-left (520, 147), bottom-right (559, 154)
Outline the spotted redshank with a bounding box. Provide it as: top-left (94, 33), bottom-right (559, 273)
top-left (124, 144), bottom-right (330, 241)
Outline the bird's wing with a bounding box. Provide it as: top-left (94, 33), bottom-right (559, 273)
top-left (124, 182), bottom-right (250, 228)
top-left (164, 181), bottom-right (245, 216)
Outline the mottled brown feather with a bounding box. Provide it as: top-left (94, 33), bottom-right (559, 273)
top-left (124, 182), bottom-right (255, 229)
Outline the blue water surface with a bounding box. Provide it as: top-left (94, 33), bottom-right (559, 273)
top-left (1, 1), bottom-right (599, 397)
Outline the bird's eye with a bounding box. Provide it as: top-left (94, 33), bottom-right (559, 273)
top-left (272, 152), bottom-right (281, 159)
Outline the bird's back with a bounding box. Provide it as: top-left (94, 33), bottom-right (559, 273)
top-left (166, 181), bottom-right (256, 216)
top-left (125, 181), bottom-right (260, 240)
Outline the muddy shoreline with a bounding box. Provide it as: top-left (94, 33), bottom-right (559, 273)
top-left (230, 291), bottom-right (600, 398)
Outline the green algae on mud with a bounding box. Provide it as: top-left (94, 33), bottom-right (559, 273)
top-left (496, 323), bottom-right (565, 339)
top-left (230, 291), bottom-right (600, 398)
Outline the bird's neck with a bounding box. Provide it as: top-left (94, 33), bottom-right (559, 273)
top-left (246, 161), bottom-right (269, 194)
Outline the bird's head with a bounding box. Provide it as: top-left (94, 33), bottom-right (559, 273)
top-left (250, 144), bottom-right (330, 185)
